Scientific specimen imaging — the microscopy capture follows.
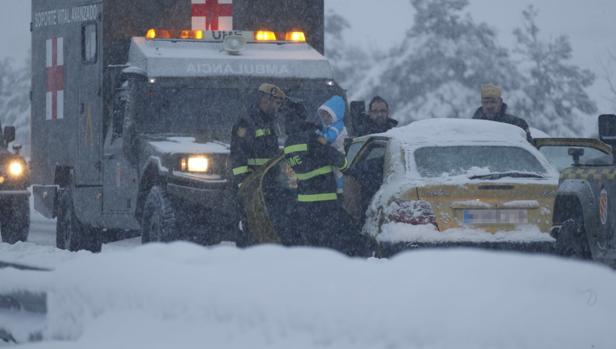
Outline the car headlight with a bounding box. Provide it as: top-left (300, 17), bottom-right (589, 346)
top-left (181, 156), bottom-right (209, 173)
top-left (8, 160), bottom-right (25, 178)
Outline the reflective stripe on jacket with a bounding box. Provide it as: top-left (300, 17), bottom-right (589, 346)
top-left (284, 124), bottom-right (348, 203)
top-left (230, 107), bottom-right (280, 185)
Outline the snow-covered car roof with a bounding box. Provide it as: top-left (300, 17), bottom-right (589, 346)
top-left (382, 118), bottom-right (530, 147)
top-left (529, 127), bottom-right (551, 138)
top-left (128, 37), bottom-right (334, 79)
top-left (362, 118), bottom-right (559, 183)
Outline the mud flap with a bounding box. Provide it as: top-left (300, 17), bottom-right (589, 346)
top-left (32, 185), bottom-right (58, 219)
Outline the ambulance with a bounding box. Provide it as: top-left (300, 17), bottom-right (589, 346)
top-left (30, 0), bottom-right (344, 251)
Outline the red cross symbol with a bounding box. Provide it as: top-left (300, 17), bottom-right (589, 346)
top-left (46, 37), bottom-right (64, 120)
top-left (192, 0), bottom-right (233, 31)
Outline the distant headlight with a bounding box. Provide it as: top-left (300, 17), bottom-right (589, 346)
top-left (181, 156), bottom-right (209, 173)
top-left (8, 160), bottom-right (25, 178)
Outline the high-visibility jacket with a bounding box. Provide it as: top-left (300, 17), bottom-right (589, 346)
top-left (230, 107), bottom-right (280, 186)
top-left (284, 124), bottom-right (348, 203)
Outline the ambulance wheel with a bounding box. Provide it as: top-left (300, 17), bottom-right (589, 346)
top-left (0, 197), bottom-right (30, 244)
top-left (56, 189), bottom-right (102, 252)
top-left (141, 186), bottom-right (177, 243)
top-left (556, 215), bottom-right (591, 260)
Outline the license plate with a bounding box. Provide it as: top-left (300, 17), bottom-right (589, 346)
top-left (463, 209), bottom-right (528, 224)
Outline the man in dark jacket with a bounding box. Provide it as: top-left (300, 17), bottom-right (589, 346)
top-left (284, 101), bottom-right (374, 256)
top-left (230, 83), bottom-right (286, 188)
top-left (356, 96), bottom-right (398, 136)
top-left (473, 84), bottom-right (533, 142)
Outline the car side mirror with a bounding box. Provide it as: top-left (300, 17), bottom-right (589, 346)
top-left (3, 126), bottom-right (15, 146)
top-left (568, 147), bottom-right (584, 166)
top-left (598, 114), bottom-right (616, 161)
top-left (599, 114), bottom-right (616, 142)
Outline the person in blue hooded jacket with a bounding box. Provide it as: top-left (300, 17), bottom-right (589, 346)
top-left (317, 96), bottom-right (348, 194)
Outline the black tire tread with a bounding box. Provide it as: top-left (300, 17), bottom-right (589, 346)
top-left (141, 186), bottom-right (177, 243)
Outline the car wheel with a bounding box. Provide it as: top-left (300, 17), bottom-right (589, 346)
top-left (56, 189), bottom-right (102, 252)
top-left (141, 186), bottom-right (177, 243)
top-left (556, 216), bottom-right (591, 260)
top-left (0, 197), bottom-right (30, 244)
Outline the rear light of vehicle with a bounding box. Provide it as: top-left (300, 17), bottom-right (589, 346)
top-left (386, 199), bottom-right (437, 226)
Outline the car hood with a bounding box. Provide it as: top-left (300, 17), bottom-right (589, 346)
top-left (145, 136), bottom-right (230, 155)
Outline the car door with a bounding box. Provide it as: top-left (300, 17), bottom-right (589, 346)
top-left (76, 16), bottom-right (104, 186)
top-left (343, 138), bottom-right (389, 223)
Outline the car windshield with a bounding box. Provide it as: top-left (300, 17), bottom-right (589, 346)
top-left (539, 145), bottom-right (612, 171)
top-left (413, 146), bottom-right (548, 178)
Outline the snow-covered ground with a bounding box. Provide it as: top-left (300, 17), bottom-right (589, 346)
top-left (2, 242), bottom-right (616, 349)
top-left (1, 197), bottom-right (616, 348)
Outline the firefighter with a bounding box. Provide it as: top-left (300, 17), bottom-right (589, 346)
top-left (284, 100), bottom-right (374, 256)
top-left (230, 83), bottom-right (286, 187)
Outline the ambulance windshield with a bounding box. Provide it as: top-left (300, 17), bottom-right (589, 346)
top-left (138, 82), bottom-right (341, 142)
top-left (140, 87), bottom-right (245, 142)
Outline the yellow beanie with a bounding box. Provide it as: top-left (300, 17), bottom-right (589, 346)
top-left (258, 83), bottom-right (286, 99)
top-left (481, 83), bottom-right (502, 98)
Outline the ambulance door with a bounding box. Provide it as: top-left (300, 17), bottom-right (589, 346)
top-left (102, 86), bottom-right (139, 224)
top-left (75, 9), bottom-right (103, 186)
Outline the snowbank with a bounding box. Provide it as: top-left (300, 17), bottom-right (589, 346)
top-left (2, 243), bottom-right (616, 348)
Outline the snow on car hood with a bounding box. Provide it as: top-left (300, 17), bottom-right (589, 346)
top-left (147, 137), bottom-right (230, 155)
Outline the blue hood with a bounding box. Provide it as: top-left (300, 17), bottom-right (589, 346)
top-left (318, 96), bottom-right (346, 124)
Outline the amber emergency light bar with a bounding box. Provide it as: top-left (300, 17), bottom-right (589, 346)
top-left (145, 29), bottom-right (306, 43)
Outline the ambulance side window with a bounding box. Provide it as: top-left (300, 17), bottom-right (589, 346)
top-left (82, 23), bottom-right (97, 63)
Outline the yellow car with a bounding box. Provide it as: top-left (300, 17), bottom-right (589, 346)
top-left (238, 118), bottom-right (559, 254)
top-left (344, 118), bottom-right (559, 251)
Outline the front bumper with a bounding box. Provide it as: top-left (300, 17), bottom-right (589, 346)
top-left (0, 190), bottom-right (29, 197)
top-left (167, 182), bottom-right (230, 208)
top-left (377, 240), bottom-right (557, 258)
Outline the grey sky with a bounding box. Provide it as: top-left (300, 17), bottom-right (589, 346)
top-left (326, 0), bottom-right (616, 119)
top-left (2, 0), bottom-right (615, 119)
top-left (0, 0), bottom-right (30, 65)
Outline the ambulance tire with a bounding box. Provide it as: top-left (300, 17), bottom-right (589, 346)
top-left (556, 215), bottom-right (591, 260)
top-left (56, 189), bottom-right (102, 252)
top-left (0, 197), bottom-right (30, 244)
top-left (141, 186), bottom-right (177, 244)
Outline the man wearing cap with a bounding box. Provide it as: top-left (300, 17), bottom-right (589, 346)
top-left (230, 83), bottom-right (286, 187)
top-left (473, 83), bottom-right (532, 142)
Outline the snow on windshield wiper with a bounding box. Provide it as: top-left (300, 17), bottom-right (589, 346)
top-left (469, 171), bottom-right (545, 180)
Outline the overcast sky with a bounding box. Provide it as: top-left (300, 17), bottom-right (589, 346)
top-left (2, 0), bottom-right (616, 117)
top-left (326, 0), bottom-right (616, 118)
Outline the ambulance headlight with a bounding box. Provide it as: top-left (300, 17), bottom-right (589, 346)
top-left (180, 156), bottom-right (210, 173)
top-left (7, 160), bottom-right (25, 178)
